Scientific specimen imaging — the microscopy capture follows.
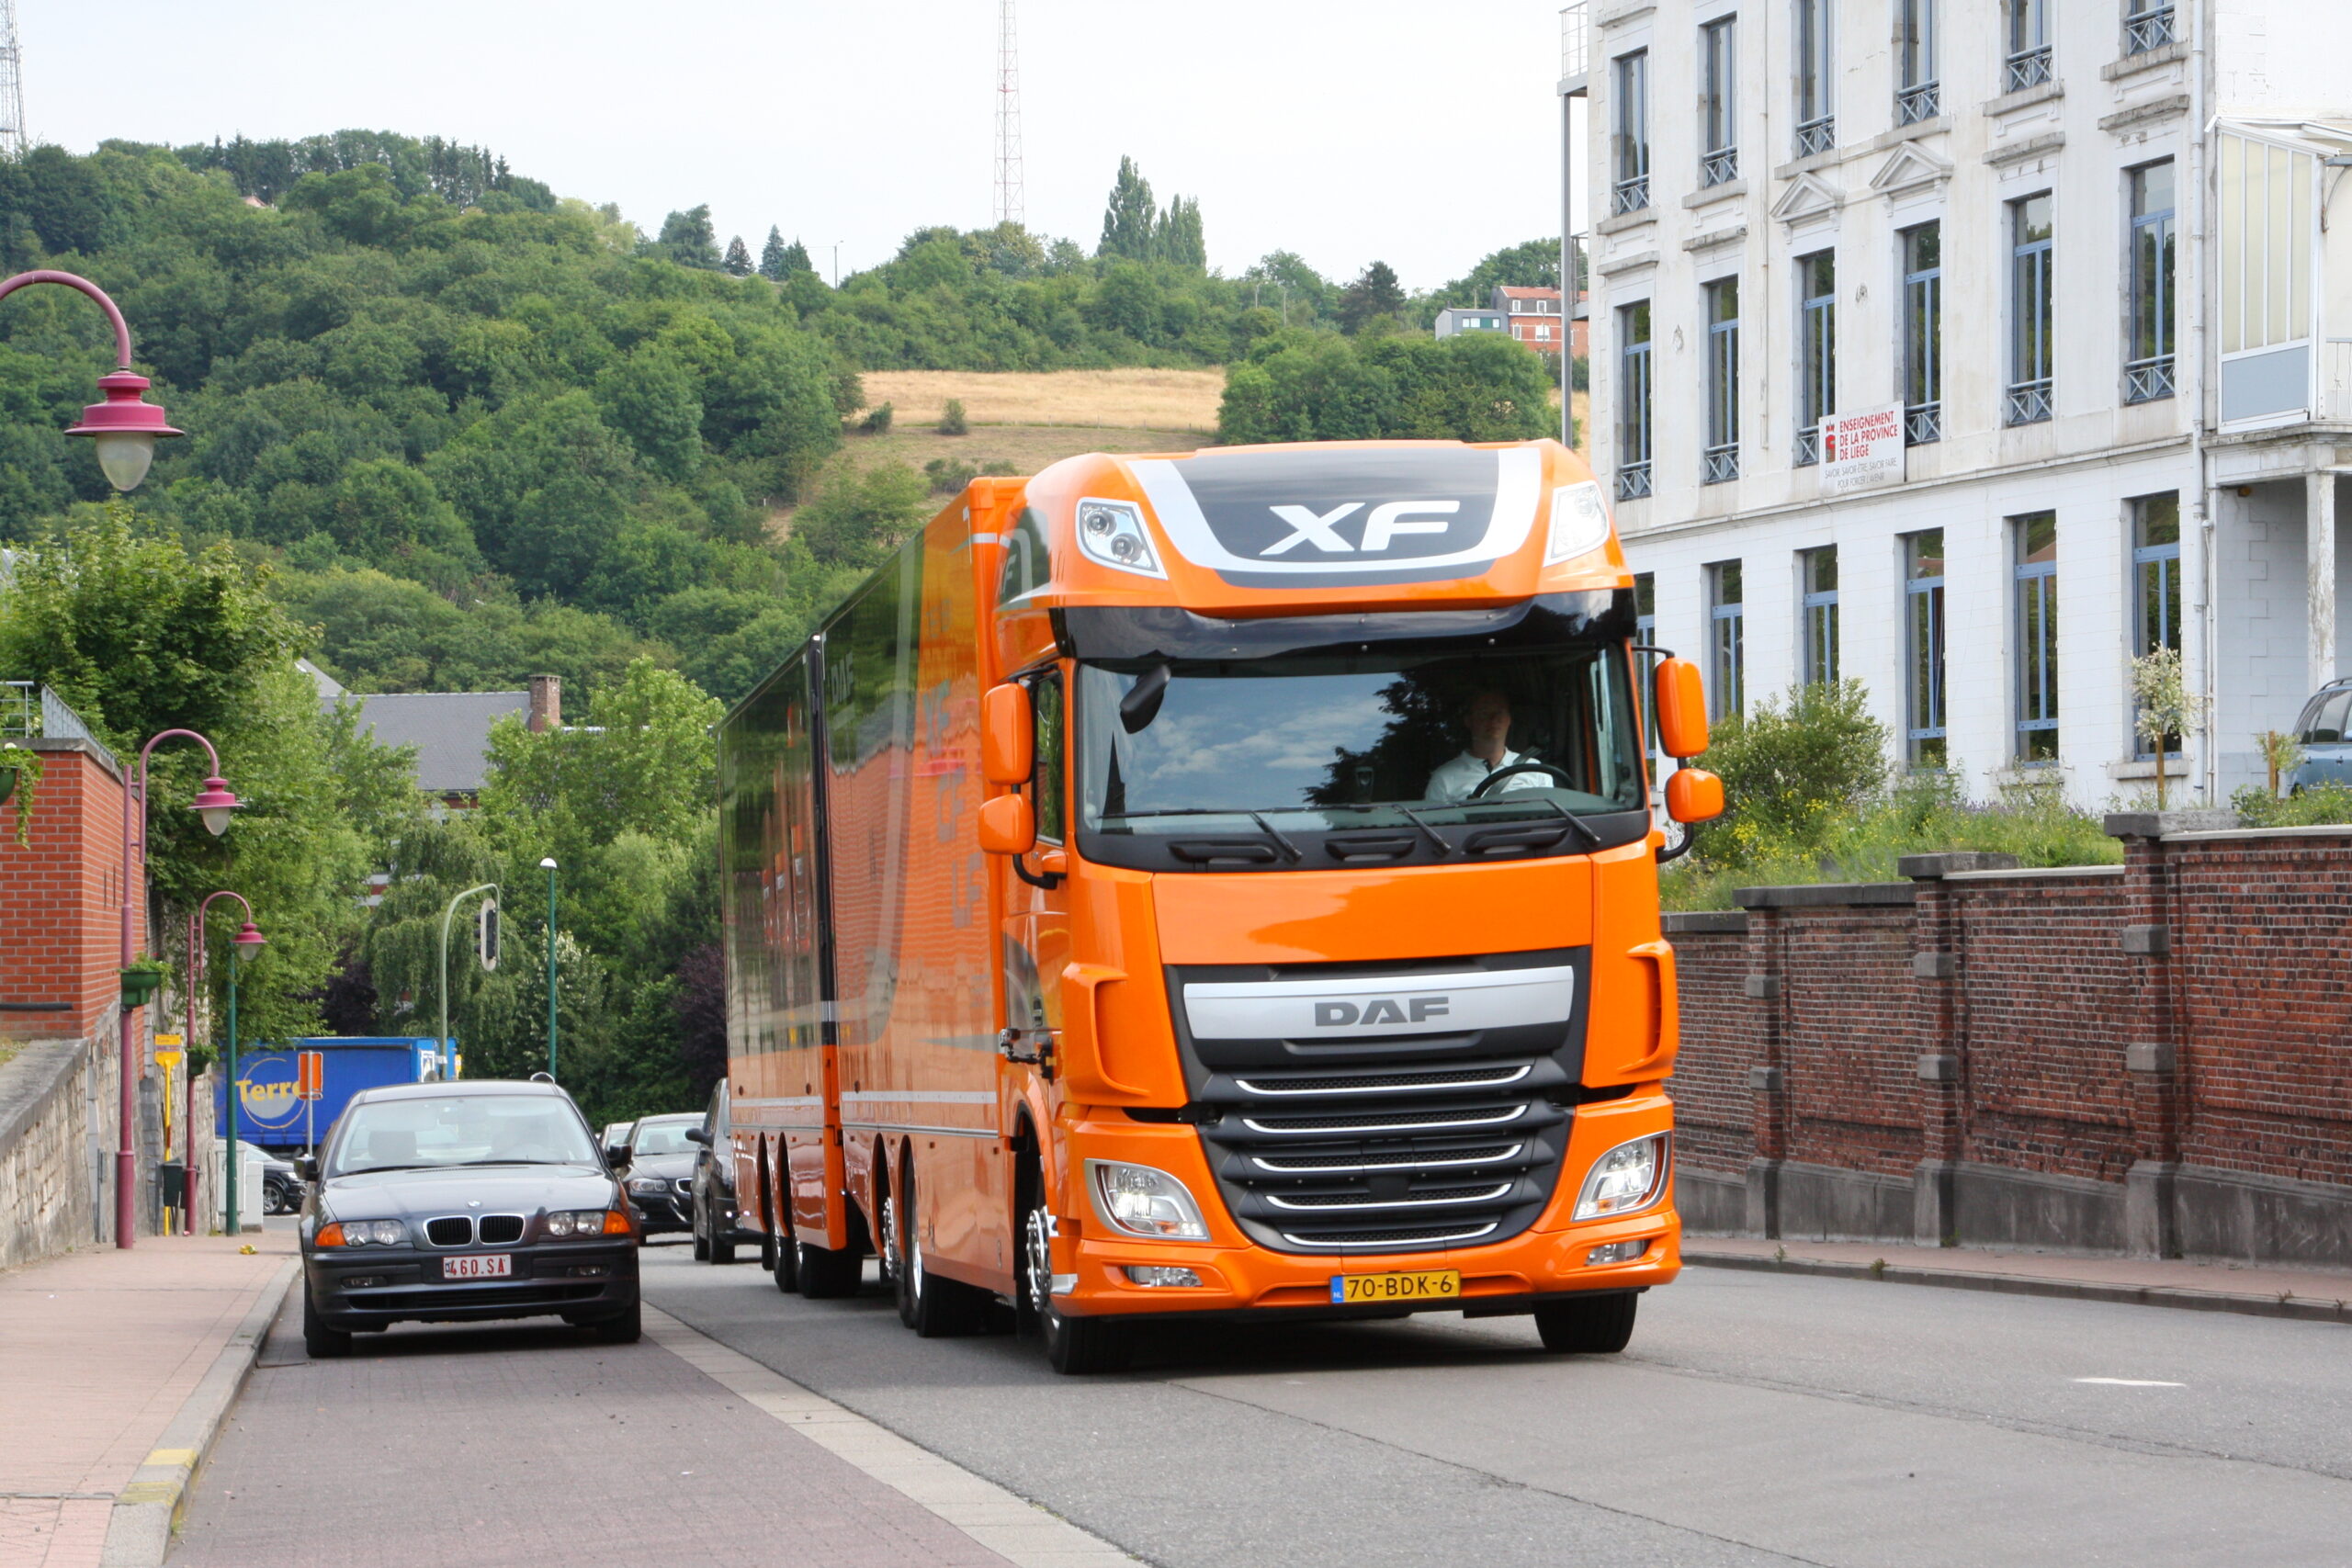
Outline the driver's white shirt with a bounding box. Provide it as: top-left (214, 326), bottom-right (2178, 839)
top-left (1425, 748), bottom-right (1544, 804)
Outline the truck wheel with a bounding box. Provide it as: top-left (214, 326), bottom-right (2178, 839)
top-left (796, 1236), bottom-right (862, 1299)
top-left (301, 1285), bottom-right (351, 1359)
top-left (1532, 1292), bottom-right (1637, 1354)
top-left (774, 1219), bottom-right (799, 1293)
top-left (898, 1158), bottom-right (985, 1337)
top-left (1022, 1181), bottom-right (1127, 1373)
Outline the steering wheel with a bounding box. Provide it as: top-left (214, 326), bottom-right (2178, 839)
top-left (1468, 761), bottom-right (1576, 798)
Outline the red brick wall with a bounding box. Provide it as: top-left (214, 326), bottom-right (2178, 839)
top-left (1664, 920), bottom-right (1750, 1171)
top-left (1781, 907), bottom-right (1920, 1178)
top-left (0, 743), bottom-right (141, 1046)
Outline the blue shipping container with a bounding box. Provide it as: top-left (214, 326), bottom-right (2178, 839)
top-left (216, 1037), bottom-right (452, 1152)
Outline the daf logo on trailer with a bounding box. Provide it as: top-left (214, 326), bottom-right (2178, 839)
top-left (1313, 996), bottom-right (1452, 1027)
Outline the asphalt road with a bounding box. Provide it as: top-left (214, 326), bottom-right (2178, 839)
top-left (640, 1242), bottom-right (2352, 1568)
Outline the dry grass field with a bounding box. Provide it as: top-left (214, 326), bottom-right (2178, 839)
top-left (854, 368), bottom-right (1225, 433)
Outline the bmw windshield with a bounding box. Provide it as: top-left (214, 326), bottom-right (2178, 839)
top-left (1073, 640), bottom-right (1645, 872)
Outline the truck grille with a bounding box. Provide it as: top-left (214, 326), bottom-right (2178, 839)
top-left (1169, 950), bottom-right (1588, 1257)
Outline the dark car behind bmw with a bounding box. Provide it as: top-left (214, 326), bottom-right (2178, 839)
top-left (298, 1079), bottom-right (640, 1358)
top-left (617, 1113), bottom-right (701, 1236)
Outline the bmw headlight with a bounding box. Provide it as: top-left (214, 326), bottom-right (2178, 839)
top-left (328, 1218), bottom-right (406, 1247)
top-left (1073, 499), bottom-right (1166, 580)
top-left (1545, 479), bottom-right (1612, 565)
top-left (544, 1209), bottom-right (619, 1239)
top-left (1087, 1159), bottom-right (1210, 1241)
top-left (1574, 1134), bottom-right (1668, 1220)
top-left (626, 1177), bottom-right (667, 1195)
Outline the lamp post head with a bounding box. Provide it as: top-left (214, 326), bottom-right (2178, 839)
top-left (232, 920), bottom-right (266, 965)
top-left (190, 776), bottom-right (243, 837)
top-left (64, 370), bottom-right (184, 492)
top-left (538, 857), bottom-right (557, 871)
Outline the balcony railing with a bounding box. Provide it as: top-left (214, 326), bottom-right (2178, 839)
top-left (1794, 425), bottom-right (1822, 467)
top-left (1905, 402), bottom-right (1943, 445)
top-left (2125, 355), bottom-right (2177, 403)
top-left (1895, 82), bottom-right (1940, 124)
top-left (1615, 461), bottom-right (1653, 501)
top-left (1560, 3), bottom-right (1589, 81)
top-left (1794, 116), bottom-right (1836, 157)
top-left (2124, 6), bottom-right (2176, 53)
top-left (1701, 148), bottom-right (1738, 187)
top-left (2005, 378), bottom-right (2053, 425)
top-left (2005, 46), bottom-right (2053, 93)
top-left (1702, 445), bottom-right (1740, 485)
top-left (1611, 175), bottom-right (1650, 215)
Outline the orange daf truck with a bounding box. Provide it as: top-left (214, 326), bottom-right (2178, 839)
top-left (714, 436), bottom-right (1723, 1372)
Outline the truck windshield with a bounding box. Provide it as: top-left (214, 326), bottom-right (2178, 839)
top-left (1075, 643), bottom-right (1644, 864)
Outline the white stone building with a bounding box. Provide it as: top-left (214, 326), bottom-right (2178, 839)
top-left (1568, 0), bottom-right (2352, 804)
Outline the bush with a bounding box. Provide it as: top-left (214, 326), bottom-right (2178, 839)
top-left (938, 398), bottom-right (968, 435)
top-left (861, 400), bottom-right (895, 434)
top-left (791, 460), bottom-right (930, 569)
top-left (924, 457), bottom-right (978, 495)
top-left (2233, 781), bottom-right (2352, 828)
top-left (1698, 681), bottom-right (1888, 870)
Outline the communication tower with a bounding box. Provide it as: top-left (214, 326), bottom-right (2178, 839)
top-left (993, 0), bottom-right (1023, 228)
top-left (0, 0), bottom-right (26, 159)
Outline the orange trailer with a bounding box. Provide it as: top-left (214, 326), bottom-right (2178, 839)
top-left (716, 437), bottom-right (1722, 1371)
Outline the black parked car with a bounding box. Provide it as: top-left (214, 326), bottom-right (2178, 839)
top-left (297, 1079), bottom-right (641, 1358)
top-left (618, 1113), bottom-right (702, 1237)
top-left (687, 1080), bottom-right (752, 1266)
top-left (261, 1153), bottom-right (303, 1215)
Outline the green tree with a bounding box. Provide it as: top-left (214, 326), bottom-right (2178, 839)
top-left (1098, 156), bottom-right (1157, 261)
top-left (1338, 261), bottom-right (1407, 334)
top-left (654, 205), bottom-right (721, 269)
top-left (723, 235), bottom-right (753, 276)
top-left (1155, 195), bottom-right (1206, 269)
top-left (1697, 681), bottom-right (1890, 870)
top-left (790, 460), bottom-right (931, 570)
top-left (758, 226), bottom-right (792, 280)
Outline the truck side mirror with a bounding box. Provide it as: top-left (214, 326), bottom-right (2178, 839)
top-left (982, 682), bottom-right (1034, 784)
top-left (1666, 767), bottom-right (1725, 824)
top-left (1653, 657), bottom-right (1711, 759)
top-left (978, 793), bottom-right (1036, 856)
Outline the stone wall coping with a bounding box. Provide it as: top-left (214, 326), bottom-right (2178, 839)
top-left (2161, 823), bottom-right (2352, 844)
top-left (1939, 863), bottom-right (2127, 882)
top-left (1661, 910), bottom-right (1748, 934)
top-left (2104, 808), bottom-right (2239, 839)
top-left (1731, 880), bottom-right (1917, 909)
top-left (1898, 851), bottom-right (2023, 878)
top-left (20, 734), bottom-right (125, 783)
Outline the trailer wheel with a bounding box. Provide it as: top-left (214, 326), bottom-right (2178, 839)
top-left (1532, 1292), bottom-right (1637, 1354)
top-left (1020, 1174), bottom-right (1127, 1374)
top-left (797, 1235), bottom-right (862, 1298)
top-left (897, 1154), bottom-right (987, 1337)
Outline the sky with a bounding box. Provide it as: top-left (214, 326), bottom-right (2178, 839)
top-left (18, 0), bottom-right (1590, 292)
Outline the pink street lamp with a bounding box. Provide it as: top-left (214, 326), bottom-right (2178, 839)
top-left (0, 269), bottom-right (184, 491)
top-left (117, 732), bottom-right (243, 1247)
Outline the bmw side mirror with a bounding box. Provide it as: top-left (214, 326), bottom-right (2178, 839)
top-left (684, 1125), bottom-right (711, 1146)
top-left (295, 1154), bottom-right (319, 1183)
top-left (604, 1144), bottom-right (631, 1168)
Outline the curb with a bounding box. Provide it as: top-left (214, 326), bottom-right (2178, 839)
top-left (99, 1257), bottom-right (299, 1567)
top-left (1684, 1247), bottom-right (2352, 1325)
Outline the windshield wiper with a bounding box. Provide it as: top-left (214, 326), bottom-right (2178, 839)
top-left (1248, 811), bottom-right (1304, 863)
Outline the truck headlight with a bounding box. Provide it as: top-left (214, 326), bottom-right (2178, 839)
top-left (1088, 1159), bottom-right (1209, 1241)
top-left (1573, 1134), bottom-right (1668, 1220)
top-left (1073, 499), bottom-right (1166, 579)
top-left (1544, 479), bottom-right (1611, 565)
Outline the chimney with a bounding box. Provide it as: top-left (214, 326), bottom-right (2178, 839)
top-left (527, 675), bottom-right (561, 734)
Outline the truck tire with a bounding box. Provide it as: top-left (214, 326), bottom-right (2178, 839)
top-left (1532, 1292), bottom-right (1637, 1354)
top-left (897, 1158), bottom-right (986, 1337)
top-left (302, 1285), bottom-right (351, 1359)
top-left (774, 1221), bottom-right (798, 1293)
top-left (797, 1235), bottom-right (862, 1298)
top-left (1021, 1180), bottom-right (1127, 1374)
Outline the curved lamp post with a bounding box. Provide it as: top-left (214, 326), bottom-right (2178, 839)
top-left (118, 732), bottom-right (243, 1247)
top-left (437, 882), bottom-right (499, 1081)
top-left (540, 858), bottom-right (559, 1079)
top-left (0, 269), bottom-right (184, 491)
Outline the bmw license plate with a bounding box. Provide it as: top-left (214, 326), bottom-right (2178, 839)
top-left (1329, 1269), bottom-right (1460, 1304)
top-left (443, 1254), bottom-right (512, 1280)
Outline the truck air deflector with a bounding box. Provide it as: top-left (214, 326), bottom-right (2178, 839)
top-left (1129, 446), bottom-right (1544, 589)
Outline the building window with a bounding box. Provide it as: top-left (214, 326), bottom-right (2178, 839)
top-left (2125, 0), bottom-right (2177, 54)
top-left (1701, 17), bottom-right (1738, 186)
top-left (1536, 322), bottom-right (1554, 341)
top-left (1903, 222), bottom-right (1942, 445)
top-left (2133, 494), bottom-right (2182, 757)
top-left (2218, 131), bottom-right (2316, 427)
top-left (2007, 195), bottom-right (2054, 425)
top-left (1794, 0), bottom-right (1836, 155)
top-left (2014, 512), bottom-right (2059, 762)
top-left (1708, 561), bottom-right (1745, 721)
top-left (1800, 547), bottom-right (1839, 685)
top-left (2128, 161), bottom-right (2177, 402)
top-left (1704, 276), bottom-right (1740, 483)
top-left (1897, 0), bottom-right (1939, 123)
top-left (1634, 572), bottom-right (1660, 769)
top-left (2006, 0), bottom-right (2052, 91)
top-left (1796, 250), bottom-right (1835, 466)
top-left (1905, 530), bottom-right (1946, 766)
top-left (1617, 301), bottom-right (1654, 500)
top-left (1613, 51), bottom-right (1651, 215)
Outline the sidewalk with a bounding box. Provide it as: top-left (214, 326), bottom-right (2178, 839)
top-left (0, 1227), bottom-right (297, 1568)
top-left (1684, 1235), bottom-right (2352, 1323)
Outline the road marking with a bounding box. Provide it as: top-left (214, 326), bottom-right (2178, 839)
top-left (2071, 1378), bottom-right (2187, 1387)
top-left (644, 1307), bottom-right (1140, 1566)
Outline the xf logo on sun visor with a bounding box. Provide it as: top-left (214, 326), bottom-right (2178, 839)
top-left (1125, 445), bottom-right (1545, 588)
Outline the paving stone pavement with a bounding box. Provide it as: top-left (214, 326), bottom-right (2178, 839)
top-left (169, 1287), bottom-right (1024, 1568)
top-left (0, 1229), bottom-right (295, 1568)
